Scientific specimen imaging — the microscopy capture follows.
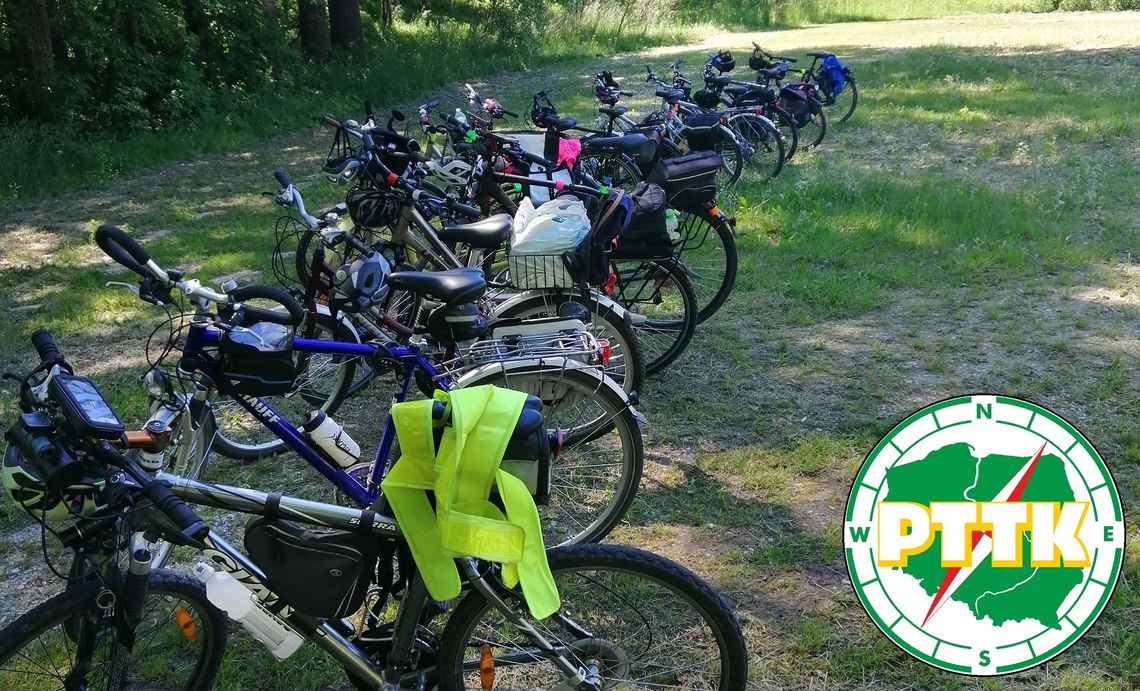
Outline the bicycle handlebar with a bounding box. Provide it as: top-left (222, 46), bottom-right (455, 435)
top-left (31, 330), bottom-right (63, 367)
top-left (227, 285), bottom-right (304, 327)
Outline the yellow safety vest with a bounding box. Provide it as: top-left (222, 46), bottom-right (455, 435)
top-left (380, 385), bottom-right (560, 619)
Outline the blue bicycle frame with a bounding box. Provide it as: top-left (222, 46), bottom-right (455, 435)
top-left (182, 321), bottom-right (454, 507)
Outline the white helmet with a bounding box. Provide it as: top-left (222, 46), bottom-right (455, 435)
top-left (427, 157), bottom-right (474, 187)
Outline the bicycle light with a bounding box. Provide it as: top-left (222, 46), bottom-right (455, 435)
top-left (144, 369), bottom-right (172, 399)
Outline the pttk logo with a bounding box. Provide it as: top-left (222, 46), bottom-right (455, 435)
top-left (844, 395), bottom-right (1124, 675)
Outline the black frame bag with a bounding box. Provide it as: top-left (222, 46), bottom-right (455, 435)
top-left (217, 322), bottom-right (297, 396)
top-left (245, 513), bottom-right (380, 619)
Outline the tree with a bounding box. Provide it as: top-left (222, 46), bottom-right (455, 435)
top-left (299, 0), bottom-right (331, 55)
top-left (378, 0), bottom-right (398, 27)
top-left (3, 0), bottom-right (57, 113)
top-left (329, 0), bottom-right (364, 47)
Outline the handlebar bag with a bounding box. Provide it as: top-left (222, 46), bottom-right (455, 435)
top-left (646, 151), bottom-right (720, 209)
top-left (217, 322), bottom-right (298, 396)
top-left (611, 182), bottom-right (671, 260)
top-left (245, 517), bottom-right (378, 619)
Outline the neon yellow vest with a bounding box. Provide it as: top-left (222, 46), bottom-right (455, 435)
top-left (380, 385), bottom-right (560, 619)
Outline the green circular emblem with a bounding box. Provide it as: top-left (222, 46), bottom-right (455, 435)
top-left (844, 395), bottom-right (1124, 675)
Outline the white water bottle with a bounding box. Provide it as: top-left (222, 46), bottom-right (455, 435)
top-left (454, 108), bottom-right (468, 125)
top-left (192, 563), bottom-right (303, 660)
top-left (302, 410), bottom-right (361, 468)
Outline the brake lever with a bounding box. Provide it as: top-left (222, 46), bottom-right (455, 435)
top-left (106, 281), bottom-right (141, 297)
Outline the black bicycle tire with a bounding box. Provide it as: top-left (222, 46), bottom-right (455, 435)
top-left (728, 112), bottom-right (784, 179)
top-left (436, 543), bottom-right (748, 691)
top-left (577, 150), bottom-right (644, 189)
top-left (770, 106), bottom-right (799, 160)
top-left (674, 208), bottom-right (738, 323)
top-left (213, 313), bottom-right (356, 460)
top-left (457, 364), bottom-right (643, 545)
top-left (804, 100), bottom-right (827, 148)
top-left (712, 125), bottom-right (743, 186)
top-left (837, 77), bottom-right (858, 124)
top-left (609, 257), bottom-right (697, 376)
top-left (0, 570), bottom-right (226, 691)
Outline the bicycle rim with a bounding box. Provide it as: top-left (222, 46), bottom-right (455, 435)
top-left (672, 210), bottom-right (736, 323)
top-left (610, 258), bottom-right (697, 375)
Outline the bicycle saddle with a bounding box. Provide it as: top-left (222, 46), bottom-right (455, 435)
top-left (807, 51), bottom-right (831, 58)
top-left (540, 115), bottom-right (577, 132)
top-left (654, 86), bottom-right (685, 102)
top-left (385, 268), bottom-right (486, 306)
top-left (705, 75), bottom-right (732, 88)
top-left (438, 213), bottom-right (512, 249)
top-left (586, 132), bottom-right (647, 153)
top-left (598, 105), bottom-right (628, 118)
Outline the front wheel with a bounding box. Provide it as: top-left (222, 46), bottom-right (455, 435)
top-left (711, 125), bottom-right (743, 187)
top-left (726, 113), bottom-right (784, 180)
top-left (672, 208), bottom-right (738, 323)
top-left (821, 74), bottom-right (858, 124)
top-left (437, 543), bottom-right (749, 690)
top-left (0, 570), bottom-right (226, 690)
top-left (801, 100), bottom-right (828, 148)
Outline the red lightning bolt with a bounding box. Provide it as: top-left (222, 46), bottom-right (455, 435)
top-left (920, 442), bottom-right (1047, 628)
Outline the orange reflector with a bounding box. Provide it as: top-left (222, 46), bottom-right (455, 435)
top-left (174, 607), bottom-right (197, 642)
top-left (480, 643), bottom-right (495, 691)
top-left (710, 205), bottom-right (720, 216)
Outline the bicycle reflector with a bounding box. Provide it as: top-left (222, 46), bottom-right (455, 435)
top-left (174, 607), bottom-right (198, 642)
top-left (597, 338), bottom-right (611, 365)
top-left (480, 643), bottom-right (495, 691)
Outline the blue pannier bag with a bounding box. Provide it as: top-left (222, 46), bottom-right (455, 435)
top-left (822, 55), bottom-right (848, 95)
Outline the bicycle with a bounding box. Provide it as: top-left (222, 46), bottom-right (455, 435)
top-left (94, 224), bottom-right (645, 548)
top-left (0, 332), bottom-right (749, 690)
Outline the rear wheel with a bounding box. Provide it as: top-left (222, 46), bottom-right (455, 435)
top-left (726, 113), bottom-right (783, 179)
top-left (672, 208), bottom-right (737, 323)
top-left (801, 100), bottom-right (827, 148)
top-left (458, 365), bottom-right (643, 546)
top-left (577, 150), bottom-right (643, 190)
top-left (769, 106), bottom-right (799, 160)
top-left (608, 257), bottom-right (697, 376)
top-left (711, 126), bottom-right (743, 187)
top-left (820, 74), bottom-right (858, 124)
top-left (0, 571), bottom-right (226, 691)
top-left (437, 544), bottom-right (748, 691)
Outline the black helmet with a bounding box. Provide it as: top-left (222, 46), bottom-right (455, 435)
top-left (711, 50), bottom-right (735, 73)
top-left (694, 89), bottom-right (721, 109)
top-left (346, 187), bottom-right (400, 228)
top-left (427, 303), bottom-right (488, 343)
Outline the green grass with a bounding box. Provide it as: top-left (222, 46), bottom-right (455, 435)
top-left (2, 11), bottom-right (1140, 690)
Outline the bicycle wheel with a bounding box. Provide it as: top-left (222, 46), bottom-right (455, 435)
top-left (609, 257), bottom-right (697, 376)
top-left (213, 313), bottom-right (356, 460)
top-left (0, 570), bottom-right (226, 690)
top-left (578, 150), bottom-right (643, 190)
top-left (491, 292), bottom-right (645, 400)
top-left (672, 208), bottom-right (737, 323)
top-left (769, 106), bottom-right (799, 161)
top-left (820, 74), bottom-right (857, 124)
top-left (801, 100), bottom-right (827, 148)
top-left (457, 365), bottom-right (643, 546)
top-left (711, 126), bottom-right (743, 187)
top-left (437, 543), bottom-right (748, 691)
top-left (726, 113), bottom-right (783, 179)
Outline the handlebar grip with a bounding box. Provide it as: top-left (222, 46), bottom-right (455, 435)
top-left (321, 115), bottom-right (342, 130)
top-left (140, 477), bottom-right (209, 542)
top-left (227, 285), bottom-right (305, 327)
top-left (273, 169), bottom-right (293, 188)
top-left (426, 97), bottom-right (440, 109)
top-left (448, 199), bottom-right (482, 219)
top-left (95, 224), bottom-right (153, 278)
top-left (31, 330), bottom-right (63, 366)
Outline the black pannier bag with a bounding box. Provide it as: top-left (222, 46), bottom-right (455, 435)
top-left (611, 182), bottom-right (671, 260)
top-left (682, 111), bottom-right (723, 152)
top-left (780, 86), bottom-right (814, 127)
top-left (647, 151), bottom-right (720, 209)
top-left (565, 190), bottom-right (633, 285)
top-left (631, 127), bottom-right (664, 178)
top-left (245, 516), bottom-right (379, 619)
top-left (217, 322), bottom-right (298, 396)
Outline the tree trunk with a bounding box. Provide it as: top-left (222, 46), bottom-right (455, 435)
top-left (299, 0), bottom-right (331, 55)
top-left (379, 0), bottom-right (396, 27)
top-left (329, 0), bottom-right (363, 47)
top-left (4, 0), bottom-right (57, 112)
top-left (262, 0), bottom-right (279, 28)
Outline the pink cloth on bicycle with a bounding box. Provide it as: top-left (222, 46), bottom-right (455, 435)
top-left (557, 138), bottom-right (582, 167)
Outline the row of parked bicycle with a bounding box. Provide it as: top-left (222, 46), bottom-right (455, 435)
top-left (0, 44), bottom-right (857, 690)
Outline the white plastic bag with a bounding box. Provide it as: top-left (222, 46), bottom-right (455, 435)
top-left (509, 198), bottom-right (590, 289)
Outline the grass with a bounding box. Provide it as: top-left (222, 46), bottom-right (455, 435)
top-left (1, 9), bottom-right (1140, 691)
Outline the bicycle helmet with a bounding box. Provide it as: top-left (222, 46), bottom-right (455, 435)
top-left (2, 443), bottom-right (107, 523)
top-left (426, 157), bottom-right (474, 187)
top-left (332, 251), bottom-right (391, 311)
top-left (346, 187), bottom-right (400, 228)
top-left (710, 51), bottom-right (735, 73)
top-left (322, 157), bottom-right (362, 185)
top-left (694, 89), bottom-right (721, 109)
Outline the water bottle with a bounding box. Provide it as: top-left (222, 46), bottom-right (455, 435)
top-left (454, 108), bottom-right (468, 126)
top-left (665, 208), bottom-right (680, 242)
top-left (302, 410), bottom-right (361, 468)
top-left (193, 563), bottom-right (303, 660)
